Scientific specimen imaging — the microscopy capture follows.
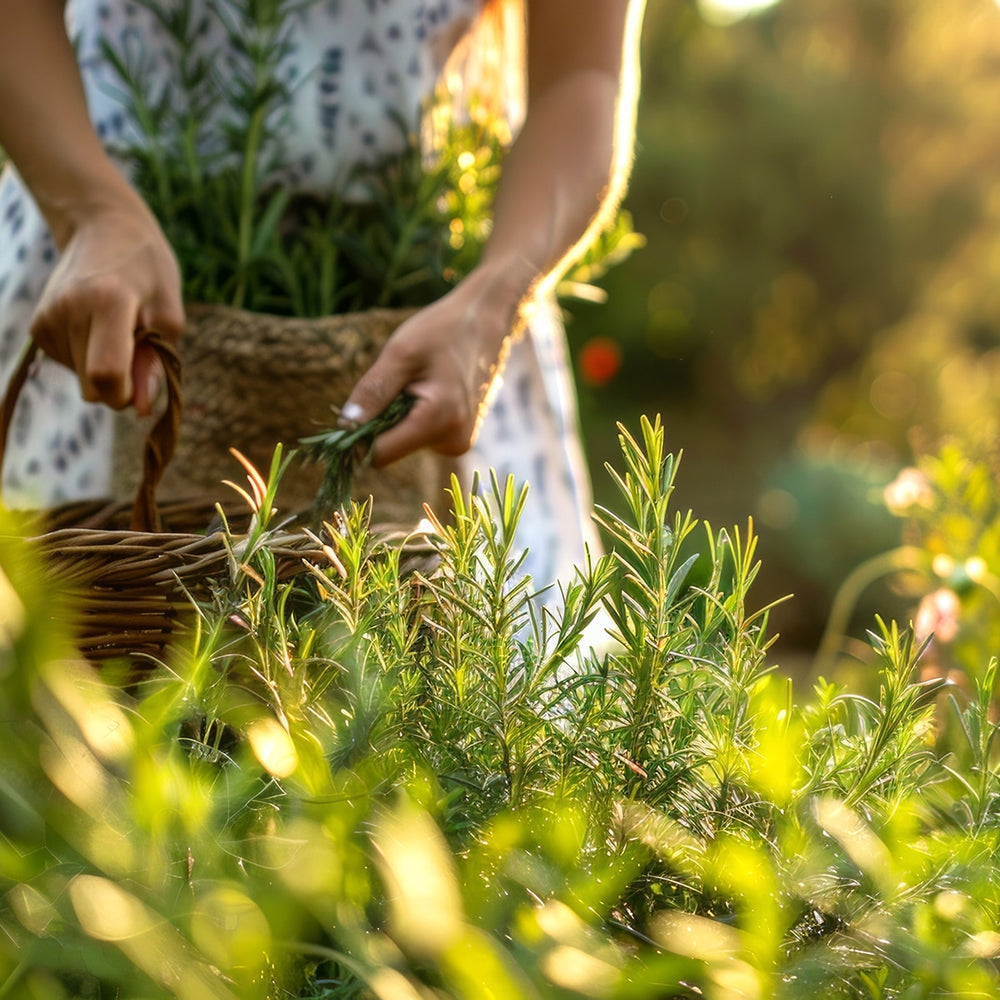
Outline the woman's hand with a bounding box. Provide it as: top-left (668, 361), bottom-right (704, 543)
top-left (29, 193), bottom-right (185, 416)
top-left (0, 2), bottom-right (185, 415)
top-left (341, 264), bottom-right (522, 467)
top-left (343, 0), bottom-right (642, 467)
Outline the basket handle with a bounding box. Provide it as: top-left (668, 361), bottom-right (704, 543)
top-left (0, 333), bottom-right (182, 533)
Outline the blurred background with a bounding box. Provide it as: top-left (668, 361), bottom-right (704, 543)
top-left (568, 0), bottom-right (1000, 668)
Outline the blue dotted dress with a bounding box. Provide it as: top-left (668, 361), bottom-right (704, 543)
top-left (0, 0), bottom-right (599, 592)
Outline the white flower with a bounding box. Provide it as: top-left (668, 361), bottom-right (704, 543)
top-left (914, 588), bottom-right (961, 644)
top-left (883, 467), bottom-right (933, 515)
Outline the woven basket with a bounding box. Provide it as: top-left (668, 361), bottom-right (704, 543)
top-left (0, 335), bottom-right (432, 665)
top-left (113, 303), bottom-right (456, 524)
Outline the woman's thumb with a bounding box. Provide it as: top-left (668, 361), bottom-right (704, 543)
top-left (340, 354), bottom-right (408, 428)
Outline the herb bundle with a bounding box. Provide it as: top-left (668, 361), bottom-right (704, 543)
top-left (99, 0), bottom-right (505, 317)
top-left (99, 0), bottom-right (640, 319)
top-left (299, 391), bottom-right (416, 524)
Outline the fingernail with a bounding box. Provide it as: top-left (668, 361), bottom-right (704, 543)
top-left (340, 402), bottom-right (364, 424)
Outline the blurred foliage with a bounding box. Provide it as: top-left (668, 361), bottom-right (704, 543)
top-left (569, 0), bottom-right (1000, 656)
top-left (5, 419), bottom-right (1000, 998)
top-left (833, 441), bottom-right (1000, 700)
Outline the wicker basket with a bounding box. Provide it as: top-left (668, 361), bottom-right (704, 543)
top-left (113, 303), bottom-right (456, 524)
top-left (0, 335), bottom-right (433, 665)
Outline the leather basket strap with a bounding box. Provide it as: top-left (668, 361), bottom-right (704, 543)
top-left (0, 338), bottom-right (40, 481)
top-left (0, 334), bottom-right (183, 533)
top-left (130, 334), bottom-right (182, 532)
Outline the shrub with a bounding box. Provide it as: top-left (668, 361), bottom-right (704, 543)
top-left (2, 418), bottom-right (1000, 999)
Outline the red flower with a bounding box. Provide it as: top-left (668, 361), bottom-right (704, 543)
top-left (578, 336), bottom-right (622, 387)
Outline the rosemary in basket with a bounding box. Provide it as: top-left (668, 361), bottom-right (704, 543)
top-left (99, 0), bottom-right (505, 317)
top-left (99, 0), bottom-right (642, 318)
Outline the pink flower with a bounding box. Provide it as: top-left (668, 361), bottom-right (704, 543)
top-left (914, 588), bottom-right (961, 644)
top-left (883, 467), bottom-right (934, 515)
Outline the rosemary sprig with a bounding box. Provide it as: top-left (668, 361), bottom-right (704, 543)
top-left (299, 393), bottom-right (417, 523)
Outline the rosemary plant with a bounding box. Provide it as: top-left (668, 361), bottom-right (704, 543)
top-left (99, 0), bottom-right (640, 319)
top-left (5, 419), bottom-right (1000, 999)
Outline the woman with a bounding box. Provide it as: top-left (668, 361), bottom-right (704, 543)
top-left (0, 0), bottom-right (644, 590)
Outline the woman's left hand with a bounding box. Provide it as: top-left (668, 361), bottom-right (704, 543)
top-left (340, 264), bottom-right (523, 467)
top-left (343, 0), bottom-right (642, 468)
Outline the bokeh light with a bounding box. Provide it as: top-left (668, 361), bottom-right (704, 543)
top-left (698, 0), bottom-right (782, 27)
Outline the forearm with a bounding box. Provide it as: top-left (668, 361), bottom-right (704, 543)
top-left (475, 67), bottom-right (622, 312)
top-left (0, 0), bottom-right (137, 247)
top-left (0, 2), bottom-right (183, 413)
top-left (348, 65), bottom-right (629, 465)
top-left (473, 0), bottom-right (642, 317)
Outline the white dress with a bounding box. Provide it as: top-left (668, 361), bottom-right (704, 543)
top-left (0, 0), bottom-right (600, 592)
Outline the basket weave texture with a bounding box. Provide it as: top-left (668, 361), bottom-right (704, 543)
top-left (113, 303), bottom-right (455, 524)
top-left (0, 331), bottom-right (434, 664)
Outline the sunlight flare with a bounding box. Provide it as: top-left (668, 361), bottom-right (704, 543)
top-left (698, 0), bottom-right (781, 27)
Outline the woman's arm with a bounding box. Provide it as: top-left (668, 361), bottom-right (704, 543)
top-left (478, 0), bottom-right (642, 301)
top-left (343, 0), bottom-right (646, 467)
top-left (0, 0), bottom-right (183, 414)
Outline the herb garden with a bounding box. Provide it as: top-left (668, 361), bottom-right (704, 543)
top-left (5, 1), bottom-right (1000, 998)
top-left (4, 415), bottom-right (1000, 999)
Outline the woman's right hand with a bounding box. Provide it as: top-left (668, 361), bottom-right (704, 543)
top-left (0, 2), bottom-right (184, 417)
top-left (29, 192), bottom-right (185, 416)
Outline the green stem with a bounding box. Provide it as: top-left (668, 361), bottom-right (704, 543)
top-left (813, 546), bottom-right (930, 676)
top-left (234, 101), bottom-right (268, 309)
top-left (0, 960), bottom-right (27, 1000)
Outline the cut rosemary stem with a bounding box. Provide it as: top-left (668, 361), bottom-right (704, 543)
top-left (299, 392), bottom-right (417, 524)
